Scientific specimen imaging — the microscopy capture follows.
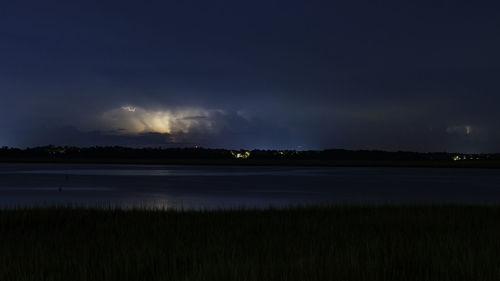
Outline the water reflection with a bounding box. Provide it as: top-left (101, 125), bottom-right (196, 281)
top-left (9, 168), bottom-right (320, 177)
top-left (0, 163), bottom-right (499, 209)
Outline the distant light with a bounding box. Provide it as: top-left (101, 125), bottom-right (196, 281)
top-left (231, 150), bottom-right (250, 159)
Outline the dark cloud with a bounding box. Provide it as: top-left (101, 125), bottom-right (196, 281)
top-left (10, 110), bottom-right (295, 150)
top-left (1, 0), bottom-right (500, 152)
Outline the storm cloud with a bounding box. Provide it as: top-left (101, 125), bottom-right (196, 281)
top-left (1, 0), bottom-right (500, 152)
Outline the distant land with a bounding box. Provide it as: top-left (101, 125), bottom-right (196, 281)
top-left (1, 146), bottom-right (500, 168)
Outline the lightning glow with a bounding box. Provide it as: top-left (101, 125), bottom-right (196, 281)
top-left (121, 106), bottom-right (136, 112)
top-left (99, 106), bottom-right (223, 135)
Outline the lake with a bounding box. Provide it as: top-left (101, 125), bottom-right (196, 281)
top-left (0, 163), bottom-right (499, 209)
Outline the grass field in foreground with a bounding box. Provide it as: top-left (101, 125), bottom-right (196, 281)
top-left (1, 205), bottom-right (500, 281)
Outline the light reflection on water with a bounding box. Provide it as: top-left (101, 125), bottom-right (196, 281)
top-left (0, 163), bottom-right (499, 209)
top-left (8, 168), bottom-right (320, 177)
top-left (0, 187), bottom-right (113, 191)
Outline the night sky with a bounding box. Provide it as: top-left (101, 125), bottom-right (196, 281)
top-left (1, 0), bottom-right (499, 152)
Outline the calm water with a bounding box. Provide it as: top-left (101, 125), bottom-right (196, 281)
top-left (0, 163), bottom-right (499, 209)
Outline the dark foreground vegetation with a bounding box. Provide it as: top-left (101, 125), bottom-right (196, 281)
top-left (1, 205), bottom-right (500, 280)
top-left (2, 146), bottom-right (500, 168)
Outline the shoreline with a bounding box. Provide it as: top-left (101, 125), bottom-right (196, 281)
top-left (1, 158), bottom-right (500, 168)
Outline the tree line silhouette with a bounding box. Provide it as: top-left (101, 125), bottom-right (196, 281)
top-left (0, 145), bottom-right (497, 162)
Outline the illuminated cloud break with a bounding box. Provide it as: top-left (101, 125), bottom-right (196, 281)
top-left (100, 106), bottom-right (223, 135)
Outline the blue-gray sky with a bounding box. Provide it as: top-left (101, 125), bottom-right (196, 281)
top-left (1, 0), bottom-right (499, 152)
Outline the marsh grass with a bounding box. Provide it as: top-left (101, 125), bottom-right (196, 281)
top-left (1, 205), bottom-right (500, 280)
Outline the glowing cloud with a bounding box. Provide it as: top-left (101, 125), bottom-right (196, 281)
top-left (446, 125), bottom-right (472, 136)
top-left (465, 125), bottom-right (471, 135)
top-left (99, 106), bottom-right (224, 136)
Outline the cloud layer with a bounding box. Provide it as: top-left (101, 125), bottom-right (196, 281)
top-left (1, 1), bottom-right (500, 152)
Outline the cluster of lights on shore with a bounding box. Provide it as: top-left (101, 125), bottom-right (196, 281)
top-left (453, 155), bottom-right (485, 161)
